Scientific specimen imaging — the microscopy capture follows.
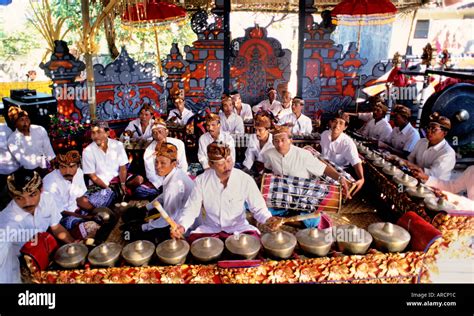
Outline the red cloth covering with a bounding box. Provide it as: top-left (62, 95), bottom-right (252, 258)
top-left (20, 232), bottom-right (59, 271)
top-left (387, 67), bottom-right (408, 87)
top-left (397, 211), bottom-right (442, 252)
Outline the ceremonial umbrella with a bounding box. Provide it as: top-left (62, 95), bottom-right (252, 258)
top-left (121, 0), bottom-right (187, 76)
top-left (331, 0), bottom-right (397, 52)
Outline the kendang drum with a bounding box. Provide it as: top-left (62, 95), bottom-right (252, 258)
top-left (261, 173), bottom-right (343, 216)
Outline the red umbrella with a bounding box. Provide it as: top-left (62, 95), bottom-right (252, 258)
top-left (331, 0), bottom-right (397, 51)
top-left (122, 0), bottom-right (187, 76)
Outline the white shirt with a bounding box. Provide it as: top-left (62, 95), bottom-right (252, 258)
top-left (243, 134), bottom-right (274, 170)
top-left (198, 131), bottom-right (236, 169)
top-left (389, 123), bottom-right (420, 152)
top-left (279, 113), bottom-right (313, 135)
top-left (218, 111), bottom-right (244, 134)
top-left (272, 104), bottom-right (292, 120)
top-left (144, 137), bottom-right (188, 189)
top-left (0, 124), bottom-right (20, 174)
top-left (0, 192), bottom-right (62, 283)
top-left (253, 99), bottom-right (281, 113)
top-left (358, 113), bottom-right (392, 142)
top-left (122, 118), bottom-right (155, 142)
top-left (168, 108), bottom-right (194, 126)
top-left (82, 138), bottom-right (129, 186)
top-left (320, 130), bottom-right (362, 167)
top-left (408, 139), bottom-right (456, 181)
top-left (43, 169), bottom-right (87, 212)
top-left (176, 168), bottom-right (272, 234)
top-left (426, 166), bottom-right (474, 201)
top-left (7, 124), bottom-right (56, 170)
top-left (142, 168), bottom-right (195, 230)
top-left (263, 145), bottom-right (327, 179)
top-left (234, 103), bottom-right (253, 121)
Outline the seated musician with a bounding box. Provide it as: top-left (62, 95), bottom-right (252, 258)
top-left (7, 106), bottom-right (55, 177)
top-left (278, 97), bottom-right (312, 135)
top-left (121, 142), bottom-right (194, 243)
top-left (121, 103), bottom-right (155, 142)
top-left (218, 94), bottom-right (245, 134)
top-left (262, 125), bottom-right (351, 195)
top-left (271, 90), bottom-right (292, 121)
top-left (170, 142), bottom-right (279, 242)
top-left (198, 112), bottom-right (236, 169)
top-left (253, 87), bottom-right (281, 113)
top-left (143, 118), bottom-right (188, 195)
top-left (345, 99), bottom-right (392, 142)
top-left (43, 150), bottom-right (100, 239)
top-left (415, 165), bottom-right (474, 202)
top-left (167, 88), bottom-right (194, 126)
top-left (320, 112), bottom-right (365, 194)
top-left (0, 168), bottom-right (75, 283)
top-left (242, 112), bottom-right (274, 175)
top-left (379, 105), bottom-right (420, 158)
top-left (230, 90), bottom-right (253, 122)
top-left (80, 121), bottom-right (143, 207)
top-left (404, 113), bottom-right (455, 181)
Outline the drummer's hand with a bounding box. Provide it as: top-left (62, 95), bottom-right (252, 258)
top-left (351, 179), bottom-right (365, 196)
top-left (170, 225), bottom-right (185, 239)
top-left (265, 216), bottom-right (283, 231)
top-left (339, 177), bottom-right (351, 199)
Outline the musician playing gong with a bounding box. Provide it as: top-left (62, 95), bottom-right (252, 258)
top-left (404, 113), bottom-right (455, 181)
top-left (345, 100), bottom-right (392, 142)
top-left (378, 105), bottom-right (420, 158)
top-left (271, 90), bottom-right (292, 121)
top-left (219, 94), bottom-right (245, 134)
top-left (167, 89), bottom-right (194, 126)
top-left (197, 112), bottom-right (236, 169)
top-left (170, 142), bottom-right (280, 242)
top-left (121, 142), bottom-right (194, 243)
top-left (242, 112), bottom-right (274, 174)
top-left (230, 90), bottom-right (253, 122)
top-left (0, 168), bottom-right (74, 283)
top-left (253, 87), bottom-right (281, 113)
top-left (319, 112), bottom-right (365, 194)
top-left (278, 97), bottom-right (312, 135)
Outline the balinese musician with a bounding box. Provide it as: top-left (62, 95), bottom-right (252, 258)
top-left (167, 88), bottom-right (194, 126)
top-left (171, 142), bottom-right (280, 242)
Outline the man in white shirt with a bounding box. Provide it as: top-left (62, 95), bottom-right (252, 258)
top-left (81, 121), bottom-right (141, 208)
top-left (319, 112), bottom-right (364, 194)
top-left (379, 105), bottom-right (420, 158)
top-left (7, 106), bottom-right (55, 176)
top-left (167, 89), bottom-right (194, 126)
top-left (278, 97), bottom-right (313, 135)
top-left (253, 87), bottom-right (281, 113)
top-left (271, 90), bottom-right (293, 121)
top-left (171, 142), bottom-right (279, 242)
top-left (263, 125), bottom-right (351, 197)
top-left (121, 103), bottom-right (155, 142)
top-left (218, 94), bottom-right (245, 134)
top-left (198, 112), bottom-right (236, 169)
top-left (121, 142), bottom-right (195, 243)
top-left (0, 168), bottom-right (74, 283)
top-left (143, 118), bottom-right (188, 194)
top-left (243, 113), bottom-right (274, 174)
top-left (406, 114), bottom-right (456, 181)
top-left (230, 90), bottom-right (253, 122)
top-left (346, 101), bottom-right (392, 142)
top-left (419, 165), bottom-right (474, 203)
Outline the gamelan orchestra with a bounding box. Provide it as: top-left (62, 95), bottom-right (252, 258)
top-left (0, 88), bottom-right (472, 284)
